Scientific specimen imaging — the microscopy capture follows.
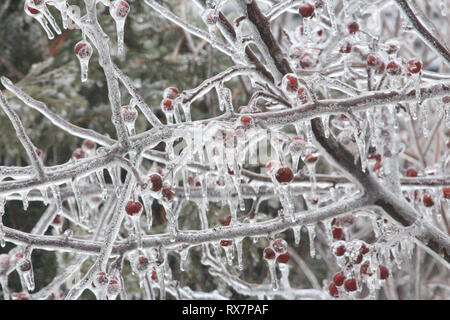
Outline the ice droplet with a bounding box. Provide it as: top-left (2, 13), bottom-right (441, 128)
top-left (74, 40), bottom-right (93, 82)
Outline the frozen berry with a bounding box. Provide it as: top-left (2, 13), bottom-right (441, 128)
top-left (298, 2), bottom-right (315, 18)
top-left (423, 195), bottom-right (434, 207)
top-left (285, 75), bottom-right (298, 92)
top-left (353, 253), bottom-right (363, 265)
top-left (406, 168), bottom-right (418, 177)
top-left (220, 240), bottom-right (232, 247)
top-left (360, 261), bottom-right (372, 275)
top-left (275, 167), bottom-right (294, 184)
top-left (344, 278), bottom-right (357, 292)
top-left (162, 187), bottom-right (175, 201)
top-left (386, 61), bottom-right (402, 76)
top-left (17, 259), bottom-right (31, 272)
top-left (332, 227), bottom-right (344, 240)
top-left (221, 216), bottom-right (232, 227)
top-left (162, 99), bottom-right (173, 111)
top-left (272, 239), bottom-right (288, 253)
top-left (151, 269), bottom-right (158, 281)
top-left (406, 59), bottom-right (422, 74)
top-left (125, 201), bottom-right (143, 216)
top-left (329, 282), bottom-right (339, 297)
top-left (304, 153), bottom-right (318, 163)
top-left (443, 188), bottom-right (450, 200)
top-left (149, 173), bottom-right (163, 192)
top-left (264, 247), bottom-right (276, 260)
top-left (335, 245), bottom-right (346, 256)
top-left (114, 0), bottom-right (130, 18)
top-left (82, 140), bottom-right (96, 150)
top-left (276, 252), bottom-right (290, 264)
top-left (378, 265), bottom-right (389, 280)
top-left (74, 42), bottom-right (92, 59)
top-left (164, 87), bottom-right (179, 100)
top-left (347, 22), bottom-right (359, 34)
top-left (340, 42), bottom-right (352, 54)
top-left (333, 272), bottom-right (346, 286)
top-left (360, 243), bottom-right (370, 255)
top-left (72, 148), bottom-right (85, 159)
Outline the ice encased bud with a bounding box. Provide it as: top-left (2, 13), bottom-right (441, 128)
top-left (109, 0), bottom-right (130, 56)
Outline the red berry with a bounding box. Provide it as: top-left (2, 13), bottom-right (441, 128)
top-left (162, 99), bottom-right (173, 111)
top-left (275, 167), bottom-right (294, 184)
top-left (36, 149), bottom-right (42, 157)
top-left (151, 270), bottom-right (158, 281)
top-left (220, 240), bottom-right (232, 247)
top-left (344, 278), bottom-right (357, 292)
top-left (378, 265), bottom-right (389, 280)
top-left (332, 227), bottom-right (344, 240)
top-left (136, 256), bottom-right (149, 272)
top-left (115, 0), bottom-right (130, 18)
top-left (276, 252), bottom-right (290, 264)
top-left (360, 243), bottom-right (370, 255)
top-left (297, 87), bottom-right (308, 104)
top-left (74, 42), bottom-right (91, 58)
top-left (360, 261), bottom-right (372, 275)
top-left (406, 168), bottom-right (418, 177)
top-left (162, 187), bottom-right (175, 201)
top-left (264, 247), bottom-right (276, 260)
top-left (406, 59), bottom-right (422, 74)
top-left (164, 87), bottom-right (179, 100)
top-left (285, 75), bottom-right (298, 92)
top-left (27, 6), bottom-right (40, 15)
top-left (347, 22), bottom-right (359, 34)
top-left (353, 253), bottom-right (363, 265)
top-left (329, 282), bottom-right (339, 297)
top-left (82, 140), bottom-right (96, 150)
top-left (72, 148), bottom-right (85, 159)
top-left (93, 272), bottom-right (109, 289)
top-left (340, 42), bottom-right (352, 54)
top-left (443, 188), bottom-right (450, 200)
top-left (386, 61), bottom-right (402, 76)
top-left (149, 173), bottom-right (163, 192)
top-left (423, 194), bottom-right (434, 207)
top-left (298, 3), bottom-right (315, 18)
top-left (52, 214), bottom-right (62, 225)
top-left (335, 245), bottom-right (346, 256)
top-left (272, 239), bottom-right (287, 253)
top-left (125, 201), bottom-right (143, 216)
top-left (300, 53), bottom-right (315, 69)
top-left (304, 153), bottom-right (318, 163)
top-left (239, 115), bottom-right (253, 125)
top-left (221, 216), bottom-right (232, 227)
top-left (333, 272), bottom-right (346, 286)
top-left (17, 259), bottom-right (31, 272)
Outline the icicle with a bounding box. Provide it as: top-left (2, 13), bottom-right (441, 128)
top-left (109, 0), bottom-right (130, 56)
top-left (293, 226), bottom-right (301, 246)
top-left (96, 170), bottom-right (108, 200)
top-left (142, 195), bottom-right (154, 232)
top-left (107, 166), bottom-right (120, 196)
top-left (16, 257), bottom-right (35, 291)
top-left (121, 103), bottom-right (138, 135)
top-left (422, 106), bottom-right (429, 137)
top-left (40, 187), bottom-right (50, 205)
top-left (179, 247), bottom-right (190, 271)
top-left (322, 115), bottom-right (330, 138)
top-left (74, 40), bottom-right (93, 82)
top-left (21, 192), bottom-right (29, 211)
top-left (24, 1), bottom-right (55, 39)
top-left (70, 179), bottom-right (85, 221)
top-left (267, 260), bottom-right (278, 291)
top-left (440, 0), bottom-right (447, 16)
top-left (325, 0), bottom-right (338, 34)
top-left (235, 237), bottom-right (244, 270)
top-left (278, 263), bottom-right (291, 292)
top-left (51, 0), bottom-right (69, 29)
top-left (306, 224), bottom-right (316, 258)
top-left (51, 185), bottom-right (63, 213)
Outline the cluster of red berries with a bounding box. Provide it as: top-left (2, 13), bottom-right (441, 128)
top-left (125, 200), bottom-right (143, 216)
top-left (367, 55), bottom-right (422, 76)
top-left (161, 87), bottom-right (179, 112)
top-left (263, 239), bottom-right (290, 264)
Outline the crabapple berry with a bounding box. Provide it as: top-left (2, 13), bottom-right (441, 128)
top-left (125, 201), bottom-right (143, 216)
top-left (272, 239), bottom-right (288, 253)
top-left (333, 272), bottom-right (346, 286)
top-left (386, 61), bottom-right (402, 76)
top-left (264, 248), bottom-right (276, 260)
top-left (406, 168), bottom-right (418, 177)
top-left (347, 22), bottom-right (359, 34)
top-left (275, 167), bottom-right (294, 184)
top-left (164, 87), bottom-right (179, 100)
top-left (443, 188), bottom-right (450, 200)
top-left (276, 252), bottom-right (290, 264)
top-left (298, 3), bottom-right (315, 18)
top-left (335, 244), bottom-right (346, 256)
top-left (329, 282), bottom-right (339, 297)
top-left (406, 59), bottom-right (422, 74)
top-left (344, 278), bottom-right (357, 292)
top-left (332, 227), bottom-right (344, 240)
top-left (423, 195), bottom-right (434, 207)
top-left (220, 240), bottom-right (232, 246)
top-left (149, 173), bottom-right (163, 192)
top-left (378, 265), bottom-right (389, 280)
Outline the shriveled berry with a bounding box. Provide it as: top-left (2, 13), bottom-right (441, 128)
top-left (344, 278), bottom-right (357, 292)
top-left (52, 214), bottom-right (62, 225)
top-left (136, 256), bottom-right (149, 272)
top-left (275, 167), bottom-right (294, 184)
top-left (149, 173), bottom-right (163, 192)
top-left (276, 252), bottom-right (290, 264)
top-left (285, 75), bottom-right (298, 92)
top-left (220, 240), bottom-right (232, 246)
top-left (360, 243), bottom-right (370, 255)
top-left (423, 195), bottom-right (434, 207)
top-left (360, 261), bottom-right (372, 275)
top-left (264, 247), bottom-right (276, 260)
top-left (82, 140), bottom-right (96, 150)
top-left (125, 201), bottom-right (143, 216)
top-left (27, 6), bottom-right (40, 15)
top-left (72, 148), bottom-right (85, 159)
top-left (329, 282), bottom-right (339, 297)
top-left (221, 216), bottom-right (232, 227)
top-left (378, 265), bottom-right (389, 280)
top-left (162, 99), bottom-right (173, 111)
top-left (304, 153), bottom-right (318, 163)
top-left (162, 187), bottom-right (175, 201)
top-left (332, 227), bottom-right (344, 240)
top-left (333, 272), bottom-right (345, 286)
top-left (347, 22), bottom-right (359, 34)
top-left (340, 42), bottom-right (352, 54)
top-left (151, 269), bottom-right (158, 281)
top-left (164, 87), bottom-right (179, 100)
top-left (353, 253), bottom-right (363, 265)
top-left (298, 2), bottom-right (315, 18)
